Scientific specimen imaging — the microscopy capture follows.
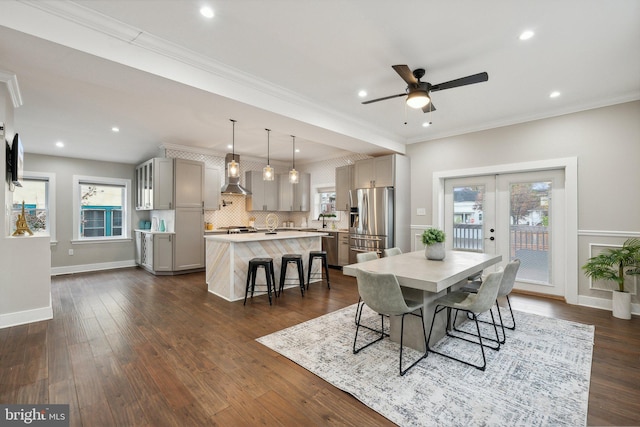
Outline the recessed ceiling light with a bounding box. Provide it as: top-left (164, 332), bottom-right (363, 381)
top-left (519, 30), bottom-right (534, 41)
top-left (227, 144), bottom-right (233, 150)
top-left (295, 149), bottom-right (300, 153)
top-left (200, 6), bottom-right (214, 18)
top-left (55, 141), bottom-right (64, 148)
top-left (422, 122), bottom-right (432, 128)
top-left (358, 90), bottom-right (368, 98)
top-left (549, 91), bottom-right (561, 98)
top-left (111, 126), bottom-right (120, 132)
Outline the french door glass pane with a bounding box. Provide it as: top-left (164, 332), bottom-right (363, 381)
top-left (510, 181), bottom-right (551, 283)
top-left (452, 185), bottom-right (484, 252)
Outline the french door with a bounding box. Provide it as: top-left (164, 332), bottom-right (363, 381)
top-left (444, 170), bottom-right (565, 297)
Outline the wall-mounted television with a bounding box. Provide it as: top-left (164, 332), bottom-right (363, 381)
top-left (8, 133), bottom-right (24, 187)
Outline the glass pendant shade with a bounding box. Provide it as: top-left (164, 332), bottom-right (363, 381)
top-left (289, 168), bottom-right (299, 184)
top-left (289, 135), bottom-right (298, 184)
top-left (263, 128), bottom-right (274, 181)
top-left (406, 90), bottom-right (430, 109)
top-left (263, 165), bottom-right (274, 181)
top-left (228, 119), bottom-right (240, 178)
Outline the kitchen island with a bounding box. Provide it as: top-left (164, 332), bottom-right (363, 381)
top-left (205, 231), bottom-right (326, 301)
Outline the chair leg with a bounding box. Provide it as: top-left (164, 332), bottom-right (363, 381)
top-left (306, 256), bottom-right (312, 289)
top-left (353, 303), bottom-right (385, 354)
top-left (354, 297), bottom-right (362, 325)
top-left (323, 257), bottom-right (330, 289)
top-left (503, 295), bottom-right (516, 330)
top-left (278, 262), bottom-right (287, 297)
top-left (297, 260), bottom-right (305, 296)
top-left (243, 266), bottom-right (252, 305)
top-left (454, 305), bottom-right (505, 345)
top-left (427, 305), bottom-right (499, 371)
top-left (399, 309), bottom-right (428, 376)
top-left (265, 266), bottom-right (272, 306)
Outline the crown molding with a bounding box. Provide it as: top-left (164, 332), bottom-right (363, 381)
top-left (0, 69), bottom-right (23, 108)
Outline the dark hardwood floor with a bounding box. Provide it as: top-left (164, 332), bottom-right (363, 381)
top-left (1, 267), bottom-right (638, 426)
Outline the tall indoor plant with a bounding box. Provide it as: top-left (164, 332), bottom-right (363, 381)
top-left (582, 238), bottom-right (640, 319)
top-left (422, 228), bottom-right (446, 260)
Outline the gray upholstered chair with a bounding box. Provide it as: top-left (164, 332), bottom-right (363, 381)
top-left (354, 251), bottom-right (379, 323)
top-left (426, 270), bottom-right (504, 371)
top-left (382, 247), bottom-right (402, 257)
top-left (353, 269), bottom-right (428, 376)
top-left (461, 259), bottom-right (520, 343)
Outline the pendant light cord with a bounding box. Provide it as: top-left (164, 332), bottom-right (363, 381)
top-left (266, 128), bottom-right (271, 164)
top-left (291, 135), bottom-right (295, 169)
top-left (230, 119), bottom-right (236, 159)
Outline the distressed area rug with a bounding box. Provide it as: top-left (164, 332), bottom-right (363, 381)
top-left (257, 304), bottom-right (594, 427)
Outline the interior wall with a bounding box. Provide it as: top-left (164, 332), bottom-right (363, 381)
top-left (407, 100), bottom-right (640, 308)
top-left (1, 81), bottom-right (52, 328)
top-left (25, 153), bottom-right (141, 272)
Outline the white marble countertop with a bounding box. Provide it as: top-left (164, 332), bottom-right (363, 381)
top-left (205, 230), bottom-right (327, 243)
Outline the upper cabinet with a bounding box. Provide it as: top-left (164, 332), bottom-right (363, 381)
top-left (245, 171), bottom-right (278, 211)
top-left (278, 172), bottom-right (310, 212)
top-left (204, 166), bottom-right (221, 210)
top-left (335, 164), bottom-right (354, 211)
top-left (174, 158), bottom-right (204, 208)
top-left (135, 158), bottom-right (174, 210)
top-left (354, 155), bottom-right (395, 188)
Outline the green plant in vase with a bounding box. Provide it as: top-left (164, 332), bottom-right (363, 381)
top-left (422, 228), bottom-right (446, 260)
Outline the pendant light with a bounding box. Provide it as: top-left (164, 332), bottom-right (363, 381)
top-left (289, 135), bottom-right (299, 184)
top-left (227, 119), bottom-right (240, 178)
top-left (263, 128), bottom-right (274, 181)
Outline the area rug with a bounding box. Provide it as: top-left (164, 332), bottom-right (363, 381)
top-left (257, 304), bottom-right (594, 426)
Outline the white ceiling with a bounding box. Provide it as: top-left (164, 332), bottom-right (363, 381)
top-left (0, 0), bottom-right (638, 165)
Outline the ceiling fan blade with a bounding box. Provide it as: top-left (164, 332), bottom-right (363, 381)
top-left (430, 72), bottom-right (488, 92)
top-left (422, 102), bottom-right (436, 113)
top-left (392, 65), bottom-right (418, 85)
top-left (362, 93), bottom-right (406, 104)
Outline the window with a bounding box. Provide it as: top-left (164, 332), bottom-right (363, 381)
top-left (10, 172), bottom-right (56, 241)
top-left (73, 175), bottom-right (131, 242)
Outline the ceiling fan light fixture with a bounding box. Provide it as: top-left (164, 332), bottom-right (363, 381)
top-left (406, 90), bottom-right (430, 109)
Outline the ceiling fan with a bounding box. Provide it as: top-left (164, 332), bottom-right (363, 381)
top-left (362, 65), bottom-right (488, 113)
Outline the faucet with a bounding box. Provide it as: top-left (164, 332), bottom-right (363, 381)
top-left (319, 214), bottom-right (327, 228)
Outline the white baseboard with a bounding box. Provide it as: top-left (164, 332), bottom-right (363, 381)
top-left (0, 305), bottom-right (53, 329)
top-left (51, 260), bottom-right (137, 276)
top-left (578, 295), bottom-right (640, 316)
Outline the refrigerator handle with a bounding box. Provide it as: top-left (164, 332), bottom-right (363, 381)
top-left (362, 192), bottom-right (368, 233)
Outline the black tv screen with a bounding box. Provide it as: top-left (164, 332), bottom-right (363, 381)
top-left (10, 133), bottom-right (23, 187)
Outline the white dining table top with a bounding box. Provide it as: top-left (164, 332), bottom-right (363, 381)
top-left (343, 250), bottom-right (502, 293)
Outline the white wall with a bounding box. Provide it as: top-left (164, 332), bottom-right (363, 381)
top-left (1, 80), bottom-right (52, 328)
top-left (407, 101), bottom-right (640, 309)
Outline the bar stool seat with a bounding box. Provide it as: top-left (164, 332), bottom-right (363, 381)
top-left (307, 250), bottom-right (330, 290)
top-left (244, 257), bottom-right (277, 305)
top-left (279, 254), bottom-right (305, 296)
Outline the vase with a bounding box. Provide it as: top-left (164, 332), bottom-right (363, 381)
top-left (612, 290), bottom-right (631, 320)
top-left (425, 242), bottom-right (445, 260)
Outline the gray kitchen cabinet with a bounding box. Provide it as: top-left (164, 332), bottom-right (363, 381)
top-left (278, 172), bottom-right (310, 211)
top-left (137, 231), bottom-right (173, 273)
top-left (173, 208), bottom-right (204, 271)
top-left (174, 158), bottom-right (204, 208)
top-left (245, 170), bottom-right (278, 211)
top-left (338, 232), bottom-right (350, 266)
top-left (135, 157), bottom-right (174, 210)
top-left (204, 165), bottom-right (221, 210)
top-left (354, 155), bottom-right (394, 188)
top-left (153, 234), bottom-right (174, 272)
top-left (335, 164), bottom-right (354, 211)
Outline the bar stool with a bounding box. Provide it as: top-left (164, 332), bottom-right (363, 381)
top-left (244, 257), bottom-right (277, 305)
top-left (307, 250), bottom-right (330, 289)
top-left (279, 254), bottom-right (305, 296)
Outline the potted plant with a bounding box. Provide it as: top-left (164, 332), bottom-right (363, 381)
top-left (422, 227), bottom-right (446, 260)
top-left (582, 238), bottom-right (640, 319)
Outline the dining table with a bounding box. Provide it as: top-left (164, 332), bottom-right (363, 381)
top-left (343, 249), bottom-right (502, 351)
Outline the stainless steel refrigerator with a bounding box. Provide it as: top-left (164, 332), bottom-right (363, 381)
top-left (349, 187), bottom-right (394, 263)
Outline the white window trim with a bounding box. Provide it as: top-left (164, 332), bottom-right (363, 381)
top-left (20, 171), bottom-right (57, 244)
top-left (72, 174), bottom-right (131, 243)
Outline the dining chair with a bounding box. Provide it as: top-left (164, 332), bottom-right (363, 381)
top-left (354, 251), bottom-right (379, 324)
top-left (354, 269), bottom-right (428, 376)
top-left (382, 247), bottom-right (402, 257)
top-left (461, 259), bottom-right (520, 343)
top-left (426, 270), bottom-right (504, 371)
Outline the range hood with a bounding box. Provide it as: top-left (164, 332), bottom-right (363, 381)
top-left (221, 153), bottom-right (251, 195)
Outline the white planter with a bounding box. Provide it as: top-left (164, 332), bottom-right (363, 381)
top-left (612, 290), bottom-right (631, 320)
top-left (425, 242), bottom-right (446, 261)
